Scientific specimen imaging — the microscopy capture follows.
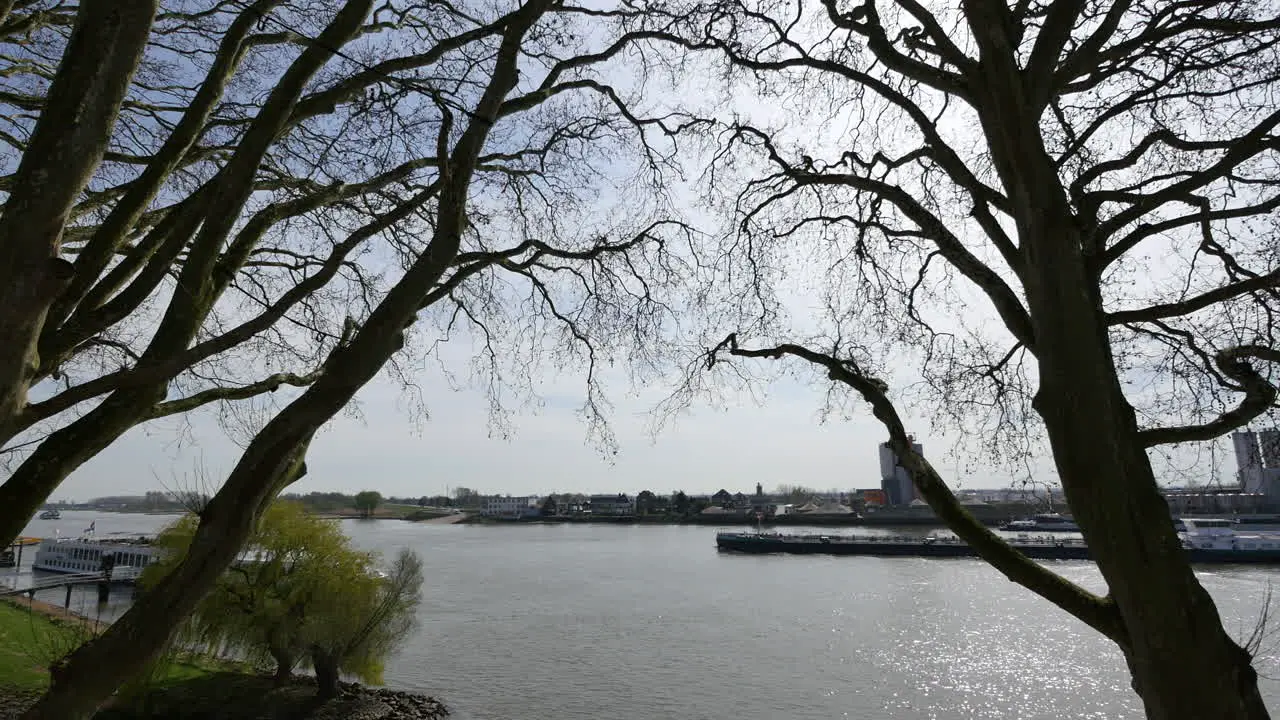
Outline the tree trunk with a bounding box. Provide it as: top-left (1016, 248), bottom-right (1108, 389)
top-left (954, 26), bottom-right (1270, 713)
top-left (1023, 223), bottom-right (1268, 719)
top-left (19, 442), bottom-right (312, 720)
top-left (311, 647), bottom-right (340, 700)
top-left (269, 645), bottom-right (294, 686)
top-left (19, 6), bottom-right (547, 717)
top-left (0, 0), bottom-right (156, 442)
top-left (0, 388), bottom-right (165, 549)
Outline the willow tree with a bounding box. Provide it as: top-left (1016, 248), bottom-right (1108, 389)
top-left (142, 503), bottom-right (422, 695)
top-left (8, 1), bottom-right (693, 717)
top-left (633, 1), bottom-right (1280, 718)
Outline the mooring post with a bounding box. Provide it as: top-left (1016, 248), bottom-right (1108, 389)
top-left (14, 540), bottom-right (22, 568)
top-left (97, 580), bottom-right (109, 605)
top-left (64, 583), bottom-right (72, 608)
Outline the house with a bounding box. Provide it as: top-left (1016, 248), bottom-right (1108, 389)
top-left (711, 489), bottom-right (733, 507)
top-left (481, 496), bottom-right (541, 519)
top-left (588, 493), bottom-right (634, 516)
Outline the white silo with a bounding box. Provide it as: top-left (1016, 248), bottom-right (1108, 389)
top-left (1234, 431), bottom-right (1263, 470)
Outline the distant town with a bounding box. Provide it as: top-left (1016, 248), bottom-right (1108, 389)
top-left (44, 429), bottom-right (1280, 524)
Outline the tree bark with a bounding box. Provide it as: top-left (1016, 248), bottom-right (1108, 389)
top-left (18, 4), bottom-right (549, 717)
top-left (952, 10), bottom-right (1270, 712)
top-left (19, 442), bottom-right (312, 720)
top-left (0, 388), bottom-right (166, 550)
top-left (1023, 227), bottom-right (1268, 720)
top-left (0, 0), bottom-right (156, 442)
top-left (311, 647), bottom-right (340, 700)
top-left (0, 0), bottom-right (380, 552)
top-left (269, 644), bottom-right (294, 686)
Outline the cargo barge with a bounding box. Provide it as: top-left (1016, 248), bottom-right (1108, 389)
top-left (716, 518), bottom-right (1280, 564)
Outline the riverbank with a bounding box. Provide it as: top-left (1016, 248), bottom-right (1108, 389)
top-left (0, 600), bottom-right (448, 719)
top-left (0, 676), bottom-right (450, 720)
top-left (464, 512), bottom-right (1024, 528)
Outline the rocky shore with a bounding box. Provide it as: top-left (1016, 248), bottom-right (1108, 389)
top-left (310, 682), bottom-right (449, 720)
top-left (0, 678), bottom-right (448, 719)
top-left (0, 690), bottom-right (40, 720)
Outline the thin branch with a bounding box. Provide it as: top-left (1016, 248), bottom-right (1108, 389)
top-left (706, 333), bottom-right (1128, 647)
top-left (1137, 345), bottom-right (1280, 447)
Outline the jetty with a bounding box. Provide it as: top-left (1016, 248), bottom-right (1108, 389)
top-left (0, 569), bottom-right (127, 609)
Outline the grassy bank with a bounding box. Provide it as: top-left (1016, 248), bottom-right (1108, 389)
top-left (0, 601), bottom-right (447, 719)
top-left (0, 600), bottom-right (78, 691)
top-left (0, 600), bottom-right (237, 693)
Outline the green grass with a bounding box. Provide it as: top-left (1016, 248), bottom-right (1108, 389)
top-left (0, 600), bottom-right (83, 691)
top-left (0, 606), bottom-right (366, 718)
top-left (0, 600), bottom-right (243, 696)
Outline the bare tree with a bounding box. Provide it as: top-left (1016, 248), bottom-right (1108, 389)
top-left (0, 0), bottom-right (695, 549)
top-left (1, 1), bottom-right (697, 717)
top-left (631, 1), bottom-right (1280, 718)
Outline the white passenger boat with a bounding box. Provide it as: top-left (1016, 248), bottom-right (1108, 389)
top-left (32, 533), bottom-right (161, 580)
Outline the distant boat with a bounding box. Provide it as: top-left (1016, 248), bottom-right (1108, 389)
top-left (38, 509), bottom-right (60, 520)
top-left (999, 512), bottom-right (1078, 532)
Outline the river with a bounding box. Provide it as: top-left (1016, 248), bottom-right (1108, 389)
top-left (7, 511), bottom-right (1280, 719)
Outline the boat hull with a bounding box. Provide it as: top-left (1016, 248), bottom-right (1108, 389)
top-left (716, 534), bottom-right (1280, 564)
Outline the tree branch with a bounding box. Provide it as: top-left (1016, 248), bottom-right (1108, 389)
top-left (1136, 345), bottom-right (1280, 447)
top-left (1108, 268), bottom-right (1280, 325)
top-left (147, 369), bottom-right (322, 421)
top-left (706, 333), bottom-right (1128, 647)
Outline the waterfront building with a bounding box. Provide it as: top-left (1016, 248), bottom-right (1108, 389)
top-left (480, 496), bottom-right (541, 519)
top-left (587, 493), bottom-right (634, 515)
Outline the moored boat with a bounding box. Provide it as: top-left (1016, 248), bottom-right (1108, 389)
top-left (998, 512), bottom-right (1078, 532)
top-left (33, 534), bottom-right (160, 579)
top-left (717, 518), bottom-right (1280, 564)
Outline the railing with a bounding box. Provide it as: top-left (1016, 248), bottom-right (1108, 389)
top-left (0, 571), bottom-right (107, 597)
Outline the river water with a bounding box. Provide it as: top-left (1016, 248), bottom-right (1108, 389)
top-left (8, 511), bottom-right (1280, 719)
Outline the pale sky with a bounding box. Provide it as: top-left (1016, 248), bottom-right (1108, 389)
top-left (49, 332), bottom-right (1245, 502)
top-left (26, 3), bottom-right (1270, 504)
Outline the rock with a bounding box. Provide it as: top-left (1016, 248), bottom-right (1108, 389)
top-left (308, 682), bottom-right (448, 720)
top-left (0, 690), bottom-right (40, 720)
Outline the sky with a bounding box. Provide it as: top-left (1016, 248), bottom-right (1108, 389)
top-left (23, 0), bottom-right (1273, 503)
top-left (48, 334), bottom-right (1249, 502)
top-left (52, 351), bottom-right (931, 501)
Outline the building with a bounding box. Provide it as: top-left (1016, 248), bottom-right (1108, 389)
top-left (879, 436), bottom-right (924, 506)
top-left (588, 494), bottom-right (634, 516)
top-left (1234, 430), bottom-right (1280, 499)
top-left (859, 488), bottom-right (888, 507)
top-left (481, 496), bottom-right (541, 519)
top-left (1162, 429), bottom-right (1280, 514)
